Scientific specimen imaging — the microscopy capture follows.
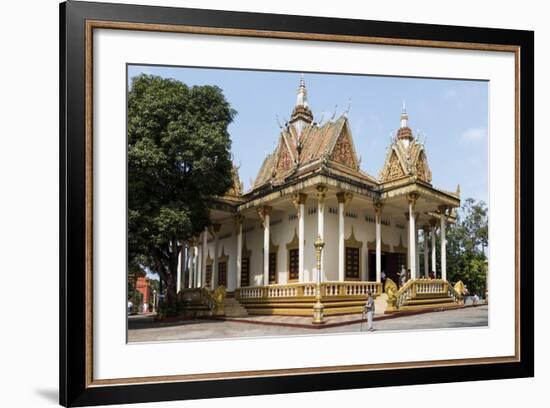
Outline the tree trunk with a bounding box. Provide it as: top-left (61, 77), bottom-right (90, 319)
top-left (154, 242), bottom-right (180, 318)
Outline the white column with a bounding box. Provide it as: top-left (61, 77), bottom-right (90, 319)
top-left (408, 194), bottom-right (418, 280)
top-left (316, 186), bottom-right (327, 281)
top-left (176, 241), bottom-right (183, 293)
top-left (212, 224), bottom-right (220, 289)
top-left (193, 244), bottom-right (199, 288)
top-left (188, 244), bottom-right (195, 288)
top-left (235, 215), bottom-right (243, 289)
top-left (337, 192), bottom-right (346, 282)
top-left (440, 206), bottom-right (447, 281)
top-left (260, 206), bottom-right (272, 286)
top-left (197, 243), bottom-right (203, 288)
top-left (423, 226), bottom-right (429, 277)
top-left (374, 202), bottom-right (383, 283)
top-left (431, 222), bottom-right (437, 277)
top-left (298, 198), bottom-right (305, 283)
top-left (201, 227), bottom-right (208, 287)
top-left (415, 225), bottom-right (420, 278)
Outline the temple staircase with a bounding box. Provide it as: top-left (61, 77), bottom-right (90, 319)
top-left (384, 278), bottom-right (465, 313)
top-left (178, 286), bottom-right (227, 318)
top-left (236, 281), bottom-right (383, 316)
top-left (223, 294), bottom-right (248, 317)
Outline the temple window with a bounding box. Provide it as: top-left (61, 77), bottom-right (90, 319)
top-left (345, 247), bottom-right (360, 279)
top-left (218, 261), bottom-right (227, 287)
top-left (288, 248), bottom-right (299, 282)
top-left (205, 264), bottom-right (212, 287)
top-left (240, 257), bottom-right (250, 287)
top-left (269, 252), bottom-right (277, 284)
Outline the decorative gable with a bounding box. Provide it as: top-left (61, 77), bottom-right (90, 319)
top-left (382, 150), bottom-right (406, 182)
top-left (414, 151), bottom-right (432, 183)
top-left (329, 127), bottom-right (358, 170)
top-left (275, 139), bottom-right (293, 174)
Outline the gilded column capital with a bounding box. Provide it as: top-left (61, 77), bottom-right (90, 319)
top-left (373, 201), bottom-right (384, 216)
top-left (292, 193), bottom-right (308, 213)
top-left (438, 204), bottom-right (448, 216)
top-left (233, 213), bottom-right (245, 225)
top-left (336, 191), bottom-right (353, 208)
top-left (316, 185), bottom-right (328, 202)
top-left (257, 206), bottom-right (272, 228)
top-left (407, 192), bottom-right (419, 206)
top-left (233, 213), bottom-right (245, 234)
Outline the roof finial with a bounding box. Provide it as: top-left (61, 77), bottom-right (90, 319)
top-left (289, 74), bottom-right (314, 135)
top-left (295, 73), bottom-right (309, 108)
top-left (400, 100), bottom-right (409, 129)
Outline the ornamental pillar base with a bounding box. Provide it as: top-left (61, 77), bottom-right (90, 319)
top-left (312, 300), bottom-right (325, 324)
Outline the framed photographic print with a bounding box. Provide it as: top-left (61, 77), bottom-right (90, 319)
top-left (60, 0), bottom-right (534, 406)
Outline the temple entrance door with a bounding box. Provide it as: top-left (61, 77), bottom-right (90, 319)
top-left (385, 253), bottom-right (400, 286)
top-left (367, 251), bottom-right (387, 282)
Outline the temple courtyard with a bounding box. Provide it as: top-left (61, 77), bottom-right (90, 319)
top-left (128, 304), bottom-right (488, 343)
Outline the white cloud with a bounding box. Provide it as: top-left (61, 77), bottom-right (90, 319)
top-left (461, 127), bottom-right (486, 142)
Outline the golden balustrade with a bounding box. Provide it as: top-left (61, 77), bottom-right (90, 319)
top-left (391, 278), bottom-right (463, 310)
top-left (236, 281), bottom-right (382, 301)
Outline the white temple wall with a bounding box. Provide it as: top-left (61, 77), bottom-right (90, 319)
top-left (205, 204), bottom-right (411, 290)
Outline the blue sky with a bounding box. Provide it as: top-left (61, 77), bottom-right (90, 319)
top-left (128, 65), bottom-right (488, 204)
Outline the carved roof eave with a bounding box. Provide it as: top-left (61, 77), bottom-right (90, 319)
top-left (207, 197), bottom-right (241, 212)
top-left (237, 171), bottom-right (380, 212)
top-left (379, 181), bottom-right (461, 208)
top-left (426, 210), bottom-right (458, 224)
top-left (324, 161), bottom-right (378, 186)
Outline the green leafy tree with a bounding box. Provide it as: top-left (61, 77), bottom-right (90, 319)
top-left (128, 74), bottom-right (235, 316)
top-left (446, 198), bottom-right (488, 295)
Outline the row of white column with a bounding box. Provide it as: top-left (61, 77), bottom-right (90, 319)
top-left (406, 193), bottom-right (448, 281)
top-left (178, 191), bottom-right (450, 291)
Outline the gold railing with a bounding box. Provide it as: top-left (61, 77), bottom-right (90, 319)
top-left (179, 286), bottom-right (226, 314)
top-left (235, 281), bottom-right (382, 301)
top-left (392, 278), bottom-right (462, 309)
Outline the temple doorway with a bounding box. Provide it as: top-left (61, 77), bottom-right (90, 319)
top-left (367, 251), bottom-right (387, 282)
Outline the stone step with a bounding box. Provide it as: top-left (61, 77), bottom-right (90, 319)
top-left (223, 298), bottom-right (248, 317)
top-left (405, 297), bottom-right (454, 306)
top-left (374, 293), bottom-right (388, 315)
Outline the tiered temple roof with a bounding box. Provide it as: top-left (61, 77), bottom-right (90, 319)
top-left (222, 75), bottom-right (458, 207)
top-left (252, 75), bottom-right (376, 191)
top-left (379, 106), bottom-right (433, 185)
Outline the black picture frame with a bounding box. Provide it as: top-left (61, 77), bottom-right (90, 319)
top-left (60, 1), bottom-right (534, 406)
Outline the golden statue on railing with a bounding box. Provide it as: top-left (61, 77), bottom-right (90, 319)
top-left (453, 281), bottom-right (466, 304)
top-left (385, 278), bottom-right (398, 310)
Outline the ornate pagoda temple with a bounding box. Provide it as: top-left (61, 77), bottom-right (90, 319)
top-left (178, 75), bottom-right (462, 316)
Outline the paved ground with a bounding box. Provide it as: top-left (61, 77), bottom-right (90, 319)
top-left (128, 305), bottom-right (488, 343)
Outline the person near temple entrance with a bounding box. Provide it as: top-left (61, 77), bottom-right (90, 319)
top-left (398, 265), bottom-right (407, 287)
top-left (364, 291), bottom-right (375, 332)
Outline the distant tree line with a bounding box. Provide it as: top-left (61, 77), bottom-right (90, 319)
top-left (420, 198), bottom-right (488, 296)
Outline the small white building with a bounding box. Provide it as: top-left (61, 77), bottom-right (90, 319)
top-left (179, 75), bottom-right (461, 315)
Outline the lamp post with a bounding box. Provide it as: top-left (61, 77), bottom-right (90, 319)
top-left (313, 234), bottom-right (325, 324)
